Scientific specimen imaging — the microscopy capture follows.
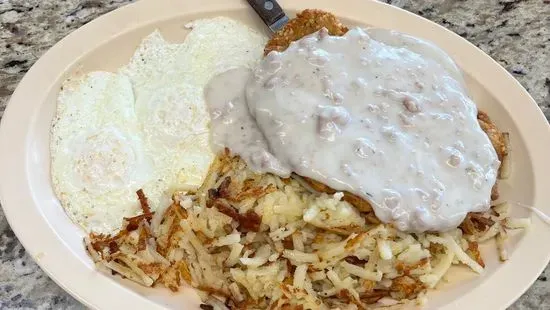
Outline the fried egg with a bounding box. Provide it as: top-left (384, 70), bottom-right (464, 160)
top-left (51, 17), bottom-right (267, 234)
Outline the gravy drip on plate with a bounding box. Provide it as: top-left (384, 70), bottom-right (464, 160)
top-left (205, 27), bottom-right (500, 232)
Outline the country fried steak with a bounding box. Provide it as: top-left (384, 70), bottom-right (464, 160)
top-left (265, 9), bottom-right (508, 206)
top-left (264, 9), bottom-right (348, 55)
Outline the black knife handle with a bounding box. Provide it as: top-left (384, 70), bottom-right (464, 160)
top-left (247, 0), bottom-right (286, 28)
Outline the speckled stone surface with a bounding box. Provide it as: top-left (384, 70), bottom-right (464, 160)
top-left (0, 0), bottom-right (548, 309)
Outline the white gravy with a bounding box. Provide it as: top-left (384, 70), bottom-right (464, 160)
top-left (205, 27), bottom-right (500, 232)
top-left (205, 68), bottom-right (291, 176)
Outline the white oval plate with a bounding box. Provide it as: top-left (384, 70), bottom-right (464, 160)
top-left (1, 0), bottom-right (549, 309)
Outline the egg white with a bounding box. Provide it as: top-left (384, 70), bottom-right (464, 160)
top-left (51, 18), bottom-right (267, 234)
top-left (51, 72), bottom-right (154, 233)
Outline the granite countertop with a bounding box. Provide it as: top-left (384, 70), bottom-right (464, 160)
top-left (0, 0), bottom-right (549, 309)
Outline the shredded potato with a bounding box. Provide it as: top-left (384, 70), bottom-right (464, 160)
top-left (86, 153), bottom-right (528, 309)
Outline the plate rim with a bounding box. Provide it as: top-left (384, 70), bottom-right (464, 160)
top-left (1, 0), bottom-right (549, 309)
